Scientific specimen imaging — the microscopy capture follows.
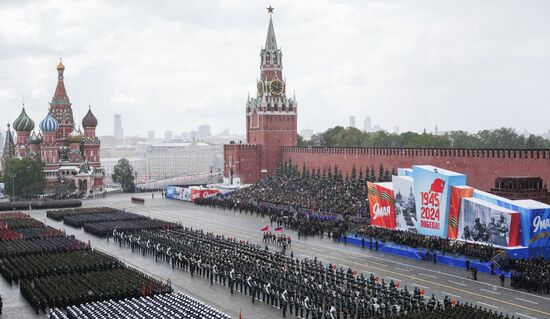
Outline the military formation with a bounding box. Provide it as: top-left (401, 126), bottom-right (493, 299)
top-left (503, 256), bottom-right (550, 294)
top-left (0, 212), bottom-right (173, 315)
top-left (48, 207), bottom-right (181, 237)
top-left (20, 268), bottom-right (171, 312)
top-left (49, 292), bottom-right (231, 319)
top-left (109, 225), bottom-right (514, 319)
top-left (0, 250), bottom-right (120, 284)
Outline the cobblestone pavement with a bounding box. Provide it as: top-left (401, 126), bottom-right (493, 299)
top-left (2, 192), bottom-right (549, 319)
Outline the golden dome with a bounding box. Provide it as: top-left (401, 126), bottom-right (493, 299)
top-left (57, 60), bottom-right (65, 71)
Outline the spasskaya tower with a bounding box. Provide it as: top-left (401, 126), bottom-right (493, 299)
top-left (224, 6), bottom-right (298, 184)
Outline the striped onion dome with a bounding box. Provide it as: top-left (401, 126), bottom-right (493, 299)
top-left (66, 127), bottom-right (83, 143)
top-left (82, 106), bottom-right (98, 128)
top-left (13, 107), bottom-right (35, 131)
top-left (27, 131), bottom-right (42, 144)
top-left (39, 112), bottom-right (59, 132)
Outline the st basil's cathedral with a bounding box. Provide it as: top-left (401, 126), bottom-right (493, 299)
top-left (1, 61), bottom-right (104, 195)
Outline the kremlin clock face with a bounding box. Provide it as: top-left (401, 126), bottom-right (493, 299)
top-left (269, 79), bottom-right (284, 95)
top-left (257, 81), bottom-right (264, 95)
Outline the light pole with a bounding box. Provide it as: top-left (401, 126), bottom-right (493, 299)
top-left (10, 173), bottom-right (16, 202)
top-left (134, 171), bottom-right (138, 193)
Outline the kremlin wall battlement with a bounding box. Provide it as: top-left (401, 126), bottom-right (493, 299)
top-left (224, 144), bottom-right (263, 183)
top-left (282, 146), bottom-right (550, 192)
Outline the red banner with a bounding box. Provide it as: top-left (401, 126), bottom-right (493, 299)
top-left (367, 182), bottom-right (396, 229)
top-left (190, 189), bottom-right (220, 202)
top-left (448, 186), bottom-right (474, 239)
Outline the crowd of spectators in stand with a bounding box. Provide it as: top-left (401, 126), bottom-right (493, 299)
top-left (501, 256), bottom-right (550, 294)
top-left (229, 163), bottom-right (377, 217)
top-left (352, 226), bottom-right (497, 263)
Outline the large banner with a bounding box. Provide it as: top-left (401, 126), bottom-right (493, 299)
top-left (190, 189), bottom-right (220, 201)
top-left (412, 165), bottom-right (467, 238)
top-left (392, 175), bottom-right (418, 233)
top-left (473, 190), bottom-right (550, 248)
top-left (367, 182), bottom-right (396, 229)
top-left (530, 209), bottom-right (550, 247)
top-left (448, 186), bottom-right (474, 239)
top-left (458, 197), bottom-right (520, 247)
top-left (166, 186), bottom-right (192, 201)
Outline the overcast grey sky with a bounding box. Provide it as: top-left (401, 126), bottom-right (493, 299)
top-left (1, 0), bottom-right (549, 137)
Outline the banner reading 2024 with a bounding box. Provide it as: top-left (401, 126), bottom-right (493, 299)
top-left (412, 165), bottom-right (467, 238)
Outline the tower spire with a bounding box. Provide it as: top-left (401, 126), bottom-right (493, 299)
top-left (265, 7), bottom-right (278, 51)
top-left (2, 123), bottom-right (16, 163)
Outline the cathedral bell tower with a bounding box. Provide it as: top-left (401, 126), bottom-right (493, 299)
top-left (50, 60), bottom-right (75, 142)
top-left (246, 6), bottom-right (298, 178)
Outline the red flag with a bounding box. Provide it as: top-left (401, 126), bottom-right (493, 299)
top-left (332, 264), bottom-right (337, 270)
top-left (239, 310), bottom-right (243, 319)
top-left (396, 282), bottom-right (400, 288)
top-left (275, 226), bottom-right (284, 232)
top-left (260, 226), bottom-right (269, 232)
top-left (420, 289), bottom-right (425, 295)
top-left (451, 299), bottom-right (457, 305)
top-left (376, 277), bottom-right (379, 283)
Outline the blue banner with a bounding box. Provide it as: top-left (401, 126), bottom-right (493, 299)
top-left (412, 165), bottom-right (467, 238)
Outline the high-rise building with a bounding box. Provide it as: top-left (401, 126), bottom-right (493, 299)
top-left (198, 124), bottom-right (212, 140)
top-left (349, 116), bottom-right (356, 128)
top-left (363, 116), bottom-right (372, 132)
top-left (181, 132), bottom-right (189, 141)
top-left (114, 114), bottom-right (123, 141)
top-left (147, 130), bottom-right (155, 142)
top-left (164, 130), bottom-right (173, 142)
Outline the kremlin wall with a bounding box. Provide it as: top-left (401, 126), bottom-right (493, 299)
top-left (282, 147), bottom-right (550, 193)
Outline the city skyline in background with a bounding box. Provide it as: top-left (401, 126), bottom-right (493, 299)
top-left (1, 1), bottom-right (550, 137)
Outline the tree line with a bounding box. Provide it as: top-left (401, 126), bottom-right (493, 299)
top-left (276, 160), bottom-right (394, 183)
top-left (298, 126), bottom-right (550, 149)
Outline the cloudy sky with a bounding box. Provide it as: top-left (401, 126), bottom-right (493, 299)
top-left (1, 0), bottom-right (549, 137)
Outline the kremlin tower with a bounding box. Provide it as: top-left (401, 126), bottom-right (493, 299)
top-left (224, 7), bottom-right (298, 184)
top-left (2, 61), bottom-right (104, 195)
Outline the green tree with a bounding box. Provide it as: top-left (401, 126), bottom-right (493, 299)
top-left (378, 164), bottom-right (385, 182)
top-left (112, 158), bottom-right (135, 192)
top-left (1, 158), bottom-right (45, 199)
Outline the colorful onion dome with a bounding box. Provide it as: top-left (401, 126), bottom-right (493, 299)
top-left (82, 106), bottom-right (98, 128)
top-left (27, 131), bottom-right (42, 144)
top-left (13, 107), bottom-right (35, 131)
top-left (39, 112), bottom-right (60, 132)
top-left (57, 60), bottom-right (65, 71)
top-left (66, 127), bottom-right (83, 143)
